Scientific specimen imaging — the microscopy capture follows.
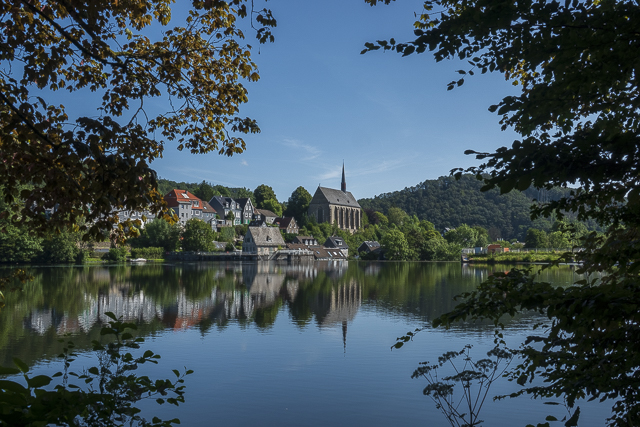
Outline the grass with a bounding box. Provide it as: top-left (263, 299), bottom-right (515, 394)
top-left (466, 251), bottom-right (575, 264)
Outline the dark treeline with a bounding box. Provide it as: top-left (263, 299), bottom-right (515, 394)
top-left (358, 175), bottom-right (596, 240)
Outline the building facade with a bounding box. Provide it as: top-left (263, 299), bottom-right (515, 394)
top-left (209, 196), bottom-right (241, 226)
top-left (242, 226), bottom-right (285, 256)
top-left (164, 189), bottom-right (207, 225)
top-left (307, 164), bottom-right (361, 233)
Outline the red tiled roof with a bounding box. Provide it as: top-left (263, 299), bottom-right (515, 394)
top-left (164, 189), bottom-right (204, 210)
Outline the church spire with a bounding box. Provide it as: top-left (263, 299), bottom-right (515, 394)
top-left (341, 162), bottom-right (346, 193)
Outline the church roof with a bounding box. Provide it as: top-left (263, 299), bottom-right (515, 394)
top-left (311, 187), bottom-right (361, 208)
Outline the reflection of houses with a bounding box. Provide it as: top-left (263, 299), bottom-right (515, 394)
top-left (241, 263), bottom-right (286, 307)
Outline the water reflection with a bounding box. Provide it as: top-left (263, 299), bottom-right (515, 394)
top-left (1, 262), bottom-right (590, 368)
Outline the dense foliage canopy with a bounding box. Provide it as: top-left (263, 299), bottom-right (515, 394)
top-left (359, 175), bottom-right (580, 240)
top-left (0, 0), bottom-right (275, 241)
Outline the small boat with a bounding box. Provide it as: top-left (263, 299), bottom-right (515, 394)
top-left (130, 258), bottom-right (147, 263)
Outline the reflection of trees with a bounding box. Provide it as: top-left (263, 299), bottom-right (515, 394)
top-left (0, 262), bottom-right (592, 369)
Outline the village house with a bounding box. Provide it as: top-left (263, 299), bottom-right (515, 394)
top-left (324, 236), bottom-right (349, 258)
top-left (235, 198), bottom-right (255, 225)
top-left (293, 236), bottom-right (318, 246)
top-left (116, 209), bottom-right (155, 228)
top-left (201, 200), bottom-right (222, 227)
top-left (274, 217), bottom-right (299, 234)
top-left (243, 226), bottom-right (286, 257)
top-left (209, 196), bottom-right (241, 226)
top-left (164, 189), bottom-right (207, 225)
top-left (253, 208), bottom-right (278, 225)
top-left (358, 241), bottom-right (381, 255)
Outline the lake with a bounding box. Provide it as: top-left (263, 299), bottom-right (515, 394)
top-left (0, 261), bottom-right (610, 426)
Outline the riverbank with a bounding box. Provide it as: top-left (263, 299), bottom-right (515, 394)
top-left (463, 251), bottom-right (578, 264)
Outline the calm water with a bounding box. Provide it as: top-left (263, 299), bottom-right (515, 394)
top-left (0, 262), bottom-right (609, 426)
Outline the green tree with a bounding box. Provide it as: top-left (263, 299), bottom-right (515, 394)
top-left (285, 186), bottom-right (312, 224)
top-left (193, 181), bottom-right (216, 203)
top-left (0, 224), bottom-right (43, 263)
top-left (230, 187), bottom-right (255, 203)
top-left (140, 218), bottom-right (181, 252)
top-left (366, 0), bottom-right (640, 423)
top-left (39, 230), bottom-right (79, 264)
top-left (374, 212), bottom-right (389, 227)
top-left (182, 219), bottom-right (215, 252)
top-left (525, 228), bottom-right (548, 249)
top-left (212, 185), bottom-right (232, 198)
top-left (262, 198), bottom-right (283, 217)
top-left (472, 226), bottom-right (490, 248)
top-left (444, 224), bottom-right (478, 247)
top-left (387, 207), bottom-right (409, 228)
top-left (548, 231), bottom-right (570, 249)
top-left (0, 1), bottom-right (276, 241)
top-left (381, 228), bottom-right (410, 260)
top-left (253, 185), bottom-right (277, 209)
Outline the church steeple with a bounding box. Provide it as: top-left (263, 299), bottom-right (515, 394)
top-left (341, 162), bottom-right (346, 193)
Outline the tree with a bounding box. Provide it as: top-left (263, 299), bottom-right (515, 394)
top-left (262, 198), bottom-right (283, 217)
top-left (230, 187), bottom-right (255, 203)
top-left (374, 211), bottom-right (389, 227)
top-left (387, 207), bottom-right (409, 228)
top-left (365, 0), bottom-right (640, 424)
top-left (142, 218), bottom-right (181, 251)
top-left (472, 226), bottom-right (490, 248)
top-left (381, 228), bottom-right (410, 260)
top-left (444, 224), bottom-right (478, 248)
top-left (524, 228), bottom-right (548, 249)
top-left (182, 219), bottom-right (215, 252)
top-left (193, 181), bottom-right (216, 203)
top-left (253, 184), bottom-right (277, 209)
top-left (0, 224), bottom-right (43, 263)
top-left (548, 231), bottom-right (571, 250)
top-left (0, 1), bottom-right (276, 241)
top-left (39, 230), bottom-right (80, 264)
top-left (285, 186), bottom-right (312, 223)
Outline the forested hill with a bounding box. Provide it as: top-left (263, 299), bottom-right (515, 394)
top-left (358, 175), bottom-right (572, 240)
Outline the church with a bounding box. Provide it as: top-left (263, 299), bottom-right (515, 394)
top-left (308, 164), bottom-right (362, 233)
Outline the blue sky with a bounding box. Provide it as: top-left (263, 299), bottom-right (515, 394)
top-left (151, 0), bottom-right (520, 201)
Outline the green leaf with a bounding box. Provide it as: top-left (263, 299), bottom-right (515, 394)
top-left (13, 358), bottom-right (29, 373)
top-left (26, 375), bottom-right (52, 388)
top-left (0, 366), bottom-right (21, 375)
top-left (0, 380), bottom-right (28, 393)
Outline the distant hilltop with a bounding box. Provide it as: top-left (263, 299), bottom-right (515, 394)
top-left (357, 175), bottom-right (597, 241)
